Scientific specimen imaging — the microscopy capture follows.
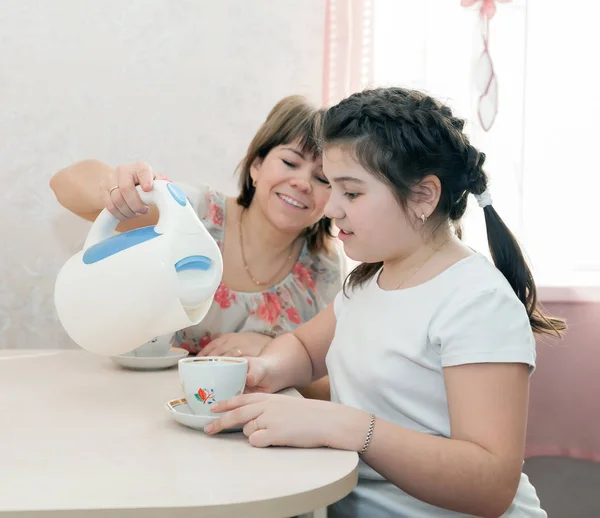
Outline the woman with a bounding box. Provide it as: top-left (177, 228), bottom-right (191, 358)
top-left (50, 95), bottom-right (344, 399)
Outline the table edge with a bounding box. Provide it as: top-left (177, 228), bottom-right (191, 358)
top-left (0, 460), bottom-right (359, 517)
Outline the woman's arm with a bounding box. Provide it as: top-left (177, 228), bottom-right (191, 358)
top-left (297, 376), bottom-right (330, 400)
top-left (50, 160), bottom-right (159, 231)
top-left (50, 159), bottom-right (112, 217)
top-left (328, 362), bottom-right (530, 518)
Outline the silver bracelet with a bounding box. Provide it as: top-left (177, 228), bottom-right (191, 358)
top-left (358, 414), bottom-right (376, 456)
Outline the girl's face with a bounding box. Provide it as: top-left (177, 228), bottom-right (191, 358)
top-left (250, 140), bottom-right (330, 234)
top-left (322, 146), bottom-right (423, 263)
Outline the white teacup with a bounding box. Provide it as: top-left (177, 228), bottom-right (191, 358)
top-left (178, 357), bottom-right (248, 416)
top-left (131, 334), bottom-right (173, 357)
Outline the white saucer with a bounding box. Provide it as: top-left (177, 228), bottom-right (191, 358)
top-left (165, 397), bottom-right (243, 433)
top-left (110, 348), bottom-right (189, 370)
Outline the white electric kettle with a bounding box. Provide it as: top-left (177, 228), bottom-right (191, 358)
top-left (54, 180), bottom-right (223, 356)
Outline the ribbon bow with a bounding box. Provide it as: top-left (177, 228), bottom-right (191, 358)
top-left (460, 0), bottom-right (511, 20)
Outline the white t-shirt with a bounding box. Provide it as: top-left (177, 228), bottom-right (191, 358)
top-left (326, 253), bottom-right (546, 518)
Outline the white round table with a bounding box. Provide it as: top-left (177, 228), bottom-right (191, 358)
top-left (0, 350), bottom-right (358, 517)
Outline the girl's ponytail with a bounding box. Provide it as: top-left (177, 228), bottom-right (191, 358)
top-left (477, 194), bottom-right (566, 336)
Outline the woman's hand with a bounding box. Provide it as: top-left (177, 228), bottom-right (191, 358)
top-left (196, 332), bottom-right (271, 358)
top-left (204, 393), bottom-right (365, 450)
top-left (100, 161), bottom-right (169, 220)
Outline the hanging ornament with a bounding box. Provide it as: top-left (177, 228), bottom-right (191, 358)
top-left (461, 0), bottom-right (512, 131)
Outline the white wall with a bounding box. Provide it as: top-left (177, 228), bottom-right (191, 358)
top-left (0, 0), bottom-right (325, 348)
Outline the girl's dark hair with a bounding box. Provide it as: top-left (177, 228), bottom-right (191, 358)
top-left (321, 87), bottom-right (565, 337)
top-left (236, 95), bottom-right (334, 254)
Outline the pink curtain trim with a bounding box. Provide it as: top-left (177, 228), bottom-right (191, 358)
top-left (322, 0), bottom-right (331, 106)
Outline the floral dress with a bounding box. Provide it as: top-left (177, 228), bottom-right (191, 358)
top-left (173, 183), bottom-right (344, 354)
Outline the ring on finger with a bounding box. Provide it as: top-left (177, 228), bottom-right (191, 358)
top-left (253, 419), bottom-right (260, 432)
top-left (108, 185), bottom-right (119, 195)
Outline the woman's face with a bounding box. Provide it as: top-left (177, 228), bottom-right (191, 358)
top-left (250, 140), bottom-right (331, 234)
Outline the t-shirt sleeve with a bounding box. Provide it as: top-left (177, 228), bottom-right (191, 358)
top-left (429, 287), bottom-right (537, 372)
top-left (333, 290), bottom-right (346, 319)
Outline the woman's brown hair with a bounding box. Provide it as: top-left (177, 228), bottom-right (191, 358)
top-left (236, 95), bottom-right (334, 254)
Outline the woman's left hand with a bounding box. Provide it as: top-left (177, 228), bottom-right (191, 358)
top-left (204, 393), bottom-right (365, 450)
top-left (196, 332), bottom-right (271, 358)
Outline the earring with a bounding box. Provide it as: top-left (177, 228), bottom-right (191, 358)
top-left (252, 179), bottom-right (257, 187)
top-left (420, 214), bottom-right (427, 224)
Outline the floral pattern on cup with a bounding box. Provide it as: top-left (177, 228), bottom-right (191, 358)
top-left (194, 388), bottom-right (216, 404)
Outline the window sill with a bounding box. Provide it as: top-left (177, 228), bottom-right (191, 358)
top-left (537, 272), bottom-right (600, 303)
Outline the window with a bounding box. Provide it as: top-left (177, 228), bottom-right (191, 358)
top-left (370, 0), bottom-right (599, 287)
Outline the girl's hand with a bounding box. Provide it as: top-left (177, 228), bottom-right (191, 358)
top-left (240, 357), bottom-right (279, 394)
top-left (196, 332), bottom-right (270, 358)
top-left (100, 161), bottom-right (169, 220)
top-left (204, 393), bottom-right (361, 449)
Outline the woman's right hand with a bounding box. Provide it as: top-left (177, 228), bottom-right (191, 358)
top-left (100, 161), bottom-right (159, 220)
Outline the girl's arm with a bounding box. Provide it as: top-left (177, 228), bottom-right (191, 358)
top-left (329, 362), bottom-right (530, 518)
top-left (255, 303), bottom-right (337, 394)
top-left (295, 244), bottom-right (345, 401)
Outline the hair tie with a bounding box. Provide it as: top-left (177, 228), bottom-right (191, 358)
top-left (474, 189), bottom-right (492, 208)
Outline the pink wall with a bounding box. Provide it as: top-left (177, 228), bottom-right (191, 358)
top-left (526, 301), bottom-right (600, 461)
